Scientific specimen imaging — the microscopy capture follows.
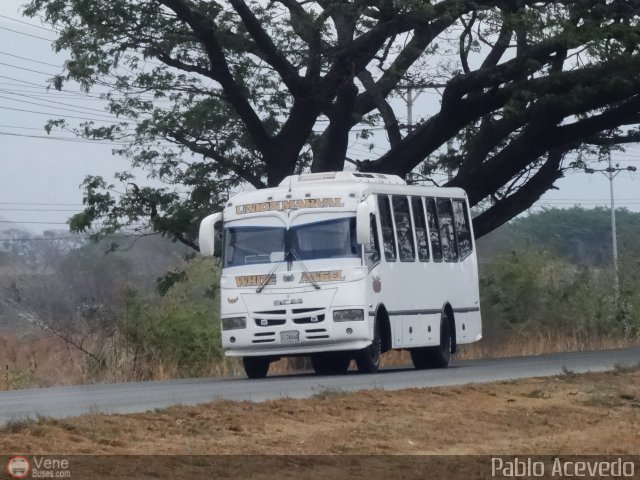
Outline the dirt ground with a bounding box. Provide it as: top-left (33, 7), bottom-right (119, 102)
top-left (1, 367), bottom-right (639, 456)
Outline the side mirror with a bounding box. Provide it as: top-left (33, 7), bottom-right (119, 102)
top-left (199, 212), bottom-right (223, 257)
top-left (356, 201), bottom-right (371, 247)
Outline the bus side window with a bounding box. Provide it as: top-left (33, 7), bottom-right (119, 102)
top-left (377, 195), bottom-right (397, 262)
top-left (392, 195), bottom-right (415, 262)
top-left (453, 199), bottom-right (473, 260)
top-left (364, 213), bottom-right (381, 268)
top-left (426, 197), bottom-right (443, 262)
top-left (411, 196), bottom-right (429, 262)
top-left (436, 198), bottom-right (458, 262)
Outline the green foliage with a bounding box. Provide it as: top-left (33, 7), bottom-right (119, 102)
top-left (120, 258), bottom-right (221, 377)
top-left (479, 208), bottom-right (640, 341)
top-left (156, 270), bottom-right (187, 297)
top-left (479, 207), bottom-right (640, 267)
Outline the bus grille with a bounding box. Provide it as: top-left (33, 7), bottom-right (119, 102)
top-left (254, 318), bottom-right (286, 327)
top-left (293, 314), bottom-right (325, 324)
top-left (305, 327), bottom-right (329, 339)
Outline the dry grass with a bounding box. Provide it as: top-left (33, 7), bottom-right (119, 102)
top-left (1, 330), bottom-right (637, 390)
top-left (2, 368), bottom-right (640, 456)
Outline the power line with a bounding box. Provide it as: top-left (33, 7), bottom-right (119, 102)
top-left (0, 237), bottom-right (86, 242)
top-left (0, 87), bottom-right (174, 115)
top-left (0, 92), bottom-right (118, 118)
top-left (543, 197), bottom-right (640, 201)
top-left (0, 50), bottom-right (62, 69)
top-left (0, 74), bottom-right (56, 89)
top-left (0, 76), bottom-right (161, 102)
top-left (0, 25), bottom-right (55, 42)
top-left (0, 61), bottom-right (58, 76)
top-left (0, 87), bottom-right (110, 101)
top-left (0, 50), bottom-right (155, 83)
top-left (0, 124), bottom-right (138, 136)
top-left (0, 202), bottom-right (83, 206)
top-left (0, 130), bottom-right (179, 147)
top-left (0, 220), bottom-right (69, 225)
top-left (0, 124), bottom-right (47, 131)
top-left (0, 83), bottom-right (170, 103)
top-left (0, 208), bottom-right (81, 212)
top-left (0, 106), bottom-right (128, 123)
top-left (0, 14), bottom-right (56, 32)
top-left (0, 130), bottom-right (132, 145)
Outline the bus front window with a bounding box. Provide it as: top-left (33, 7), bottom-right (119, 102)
top-left (290, 217), bottom-right (358, 260)
top-left (223, 226), bottom-right (285, 267)
top-left (223, 217), bottom-right (358, 268)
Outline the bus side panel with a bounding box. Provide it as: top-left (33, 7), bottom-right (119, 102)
top-left (455, 310), bottom-right (482, 344)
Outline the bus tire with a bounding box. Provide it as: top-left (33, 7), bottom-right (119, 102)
top-left (355, 321), bottom-right (382, 373)
top-left (311, 352), bottom-right (350, 375)
top-left (410, 314), bottom-right (452, 370)
top-left (242, 356), bottom-right (270, 379)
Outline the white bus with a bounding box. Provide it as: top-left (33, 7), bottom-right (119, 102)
top-left (199, 171), bottom-right (482, 378)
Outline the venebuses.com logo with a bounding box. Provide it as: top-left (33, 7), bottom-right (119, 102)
top-left (5, 455), bottom-right (72, 479)
top-left (7, 456), bottom-right (31, 479)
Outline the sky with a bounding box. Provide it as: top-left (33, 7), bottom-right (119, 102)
top-left (0, 0), bottom-right (639, 237)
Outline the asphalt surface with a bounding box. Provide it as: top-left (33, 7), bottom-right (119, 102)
top-left (0, 347), bottom-right (639, 425)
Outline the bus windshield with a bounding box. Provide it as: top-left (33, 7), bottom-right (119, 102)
top-left (223, 217), bottom-right (358, 268)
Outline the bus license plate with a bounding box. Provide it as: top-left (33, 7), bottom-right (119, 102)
top-left (280, 330), bottom-right (299, 344)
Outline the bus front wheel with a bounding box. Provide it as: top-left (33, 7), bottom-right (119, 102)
top-left (242, 356), bottom-right (270, 379)
top-left (410, 314), bottom-right (452, 370)
top-left (355, 321), bottom-right (382, 373)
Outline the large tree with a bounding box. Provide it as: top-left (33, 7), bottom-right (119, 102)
top-left (25, 0), bottom-right (640, 247)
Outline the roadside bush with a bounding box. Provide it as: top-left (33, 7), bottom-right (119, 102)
top-left (480, 250), bottom-right (639, 341)
top-left (120, 258), bottom-right (222, 378)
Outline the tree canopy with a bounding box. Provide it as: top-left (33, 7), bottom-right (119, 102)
top-left (24, 0), bottom-right (640, 248)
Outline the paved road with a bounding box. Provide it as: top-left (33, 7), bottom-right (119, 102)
top-left (0, 347), bottom-right (639, 425)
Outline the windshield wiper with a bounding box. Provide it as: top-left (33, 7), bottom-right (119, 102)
top-left (256, 260), bottom-right (282, 293)
top-left (290, 248), bottom-right (321, 290)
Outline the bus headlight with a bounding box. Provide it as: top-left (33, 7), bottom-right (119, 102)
top-left (222, 316), bottom-right (247, 330)
top-left (333, 309), bottom-right (364, 322)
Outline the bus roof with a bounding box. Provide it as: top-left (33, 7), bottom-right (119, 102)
top-left (279, 171), bottom-right (407, 186)
top-left (225, 172), bottom-right (467, 208)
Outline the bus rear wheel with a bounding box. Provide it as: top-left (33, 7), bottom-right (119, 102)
top-left (242, 356), bottom-right (270, 379)
top-left (311, 352), bottom-right (351, 375)
top-left (355, 321), bottom-right (382, 373)
top-left (410, 314), bottom-right (452, 370)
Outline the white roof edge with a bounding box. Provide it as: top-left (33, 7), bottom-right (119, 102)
top-left (278, 171), bottom-right (407, 186)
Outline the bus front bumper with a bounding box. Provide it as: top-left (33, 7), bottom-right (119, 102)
top-left (222, 314), bottom-right (372, 357)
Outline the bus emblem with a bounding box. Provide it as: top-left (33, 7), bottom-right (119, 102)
top-left (283, 274), bottom-right (294, 282)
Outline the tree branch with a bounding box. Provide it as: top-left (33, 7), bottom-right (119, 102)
top-left (169, 130), bottom-right (267, 189)
top-left (154, 51), bottom-right (216, 78)
top-left (459, 11), bottom-right (478, 75)
top-left (228, 0), bottom-right (308, 95)
top-left (479, 19), bottom-right (512, 69)
top-left (157, 0), bottom-right (271, 153)
top-left (472, 148), bottom-right (566, 238)
top-left (358, 69), bottom-right (402, 147)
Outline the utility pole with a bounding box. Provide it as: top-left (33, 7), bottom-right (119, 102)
top-left (608, 154), bottom-right (619, 295)
top-left (585, 156), bottom-right (637, 295)
top-left (396, 83), bottom-right (456, 181)
top-left (396, 83), bottom-right (444, 133)
top-left (447, 139), bottom-right (454, 181)
top-left (396, 84), bottom-right (422, 134)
